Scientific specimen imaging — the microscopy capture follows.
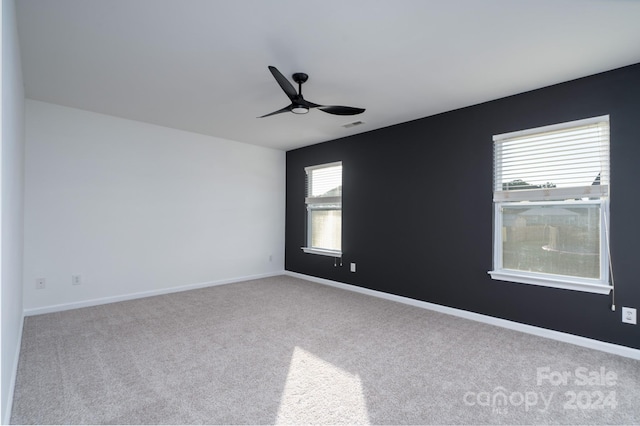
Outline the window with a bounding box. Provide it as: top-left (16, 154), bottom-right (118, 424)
top-left (489, 116), bottom-right (611, 294)
top-left (302, 162), bottom-right (342, 257)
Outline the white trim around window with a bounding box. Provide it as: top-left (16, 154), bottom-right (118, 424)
top-left (489, 115), bottom-right (611, 294)
top-left (301, 161), bottom-right (343, 257)
top-left (301, 247), bottom-right (343, 257)
top-left (488, 270), bottom-right (612, 294)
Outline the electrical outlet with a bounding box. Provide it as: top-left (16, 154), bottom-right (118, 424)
top-left (72, 274), bottom-right (82, 285)
top-left (36, 278), bottom-right (46, 290)
top-left (622, 307), bottom-right (636, 325)
top-left (350, 263), bottom-right (356, 273)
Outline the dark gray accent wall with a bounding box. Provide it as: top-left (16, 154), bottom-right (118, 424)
top-left (285, 63), bottom-right (640, 349)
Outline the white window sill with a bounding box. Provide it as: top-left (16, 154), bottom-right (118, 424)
top-left (488, 270), bottom-right (612, 295)
top-left (301, 247), bottom-right (342, 258)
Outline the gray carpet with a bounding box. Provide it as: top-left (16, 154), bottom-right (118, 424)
top-left (10, 275), bottom-right (640, 424)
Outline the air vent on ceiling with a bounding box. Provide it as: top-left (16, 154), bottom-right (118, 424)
top-left (342, 120), bottom-right (365, 129)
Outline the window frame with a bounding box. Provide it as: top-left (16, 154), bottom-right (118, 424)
top-left (488, 116), bottom-right (611, 295)
top-left (301, 161), bottom-right (343, 257)
top-left (490, 199), bottom-right (611, 294)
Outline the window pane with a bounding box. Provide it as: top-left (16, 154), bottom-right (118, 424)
top-left (501, 204), bottom-right (600, 279)
top-left (309, 165), bottom-right (342, 197)
top-left (310, 209), bottom-right (341, 251)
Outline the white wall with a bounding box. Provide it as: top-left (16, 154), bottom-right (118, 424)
top-left (1, 0), bottom-right (25, 422)
top-left (23, 100), bottom-right (285, 311)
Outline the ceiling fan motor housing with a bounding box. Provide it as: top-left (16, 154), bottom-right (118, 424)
top-left (292, 73), bottom-right (308, 84)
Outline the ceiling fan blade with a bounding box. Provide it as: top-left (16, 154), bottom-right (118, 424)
top-left (268, 66), bottom-right (297, 101)
top-left (318, 105), bottom-right (365, 116)
top-left (257, 105), bottom-right (292, 118)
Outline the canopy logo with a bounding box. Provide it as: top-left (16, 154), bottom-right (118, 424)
top-left (463, 387), bottom-right (553, 414)
top-left (463, 366), bottom-right (618, 415)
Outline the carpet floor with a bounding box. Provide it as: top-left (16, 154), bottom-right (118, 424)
top-left (10, 275), bottom-right (640, 424)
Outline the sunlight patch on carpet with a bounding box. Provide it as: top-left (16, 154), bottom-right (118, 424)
top-left (275, 346), bottom-right (370, 424)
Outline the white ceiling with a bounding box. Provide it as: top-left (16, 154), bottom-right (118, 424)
top-left (16, 0), bottom-right (640, 151)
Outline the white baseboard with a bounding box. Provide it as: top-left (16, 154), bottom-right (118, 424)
top-left (3, 313), bottom-right (25, 425)
top-left (23, 271), bottom-right (285, 317)
top-left (285, 271), bottom-right (640, 361)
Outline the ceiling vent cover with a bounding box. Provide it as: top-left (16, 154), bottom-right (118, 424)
top-left (342, 120), bottom-right (365, 129)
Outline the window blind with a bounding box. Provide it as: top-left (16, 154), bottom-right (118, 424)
top-left (493, 116), bottom-right (609, 202)
top-left (305, 162), bottom-right (342, 206)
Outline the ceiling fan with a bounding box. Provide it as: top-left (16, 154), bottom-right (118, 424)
top-left (259, 66), bottom-right (365, 118)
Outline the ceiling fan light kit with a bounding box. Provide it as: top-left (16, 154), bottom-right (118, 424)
top-left (259, 66), bottom-right (365, 118)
